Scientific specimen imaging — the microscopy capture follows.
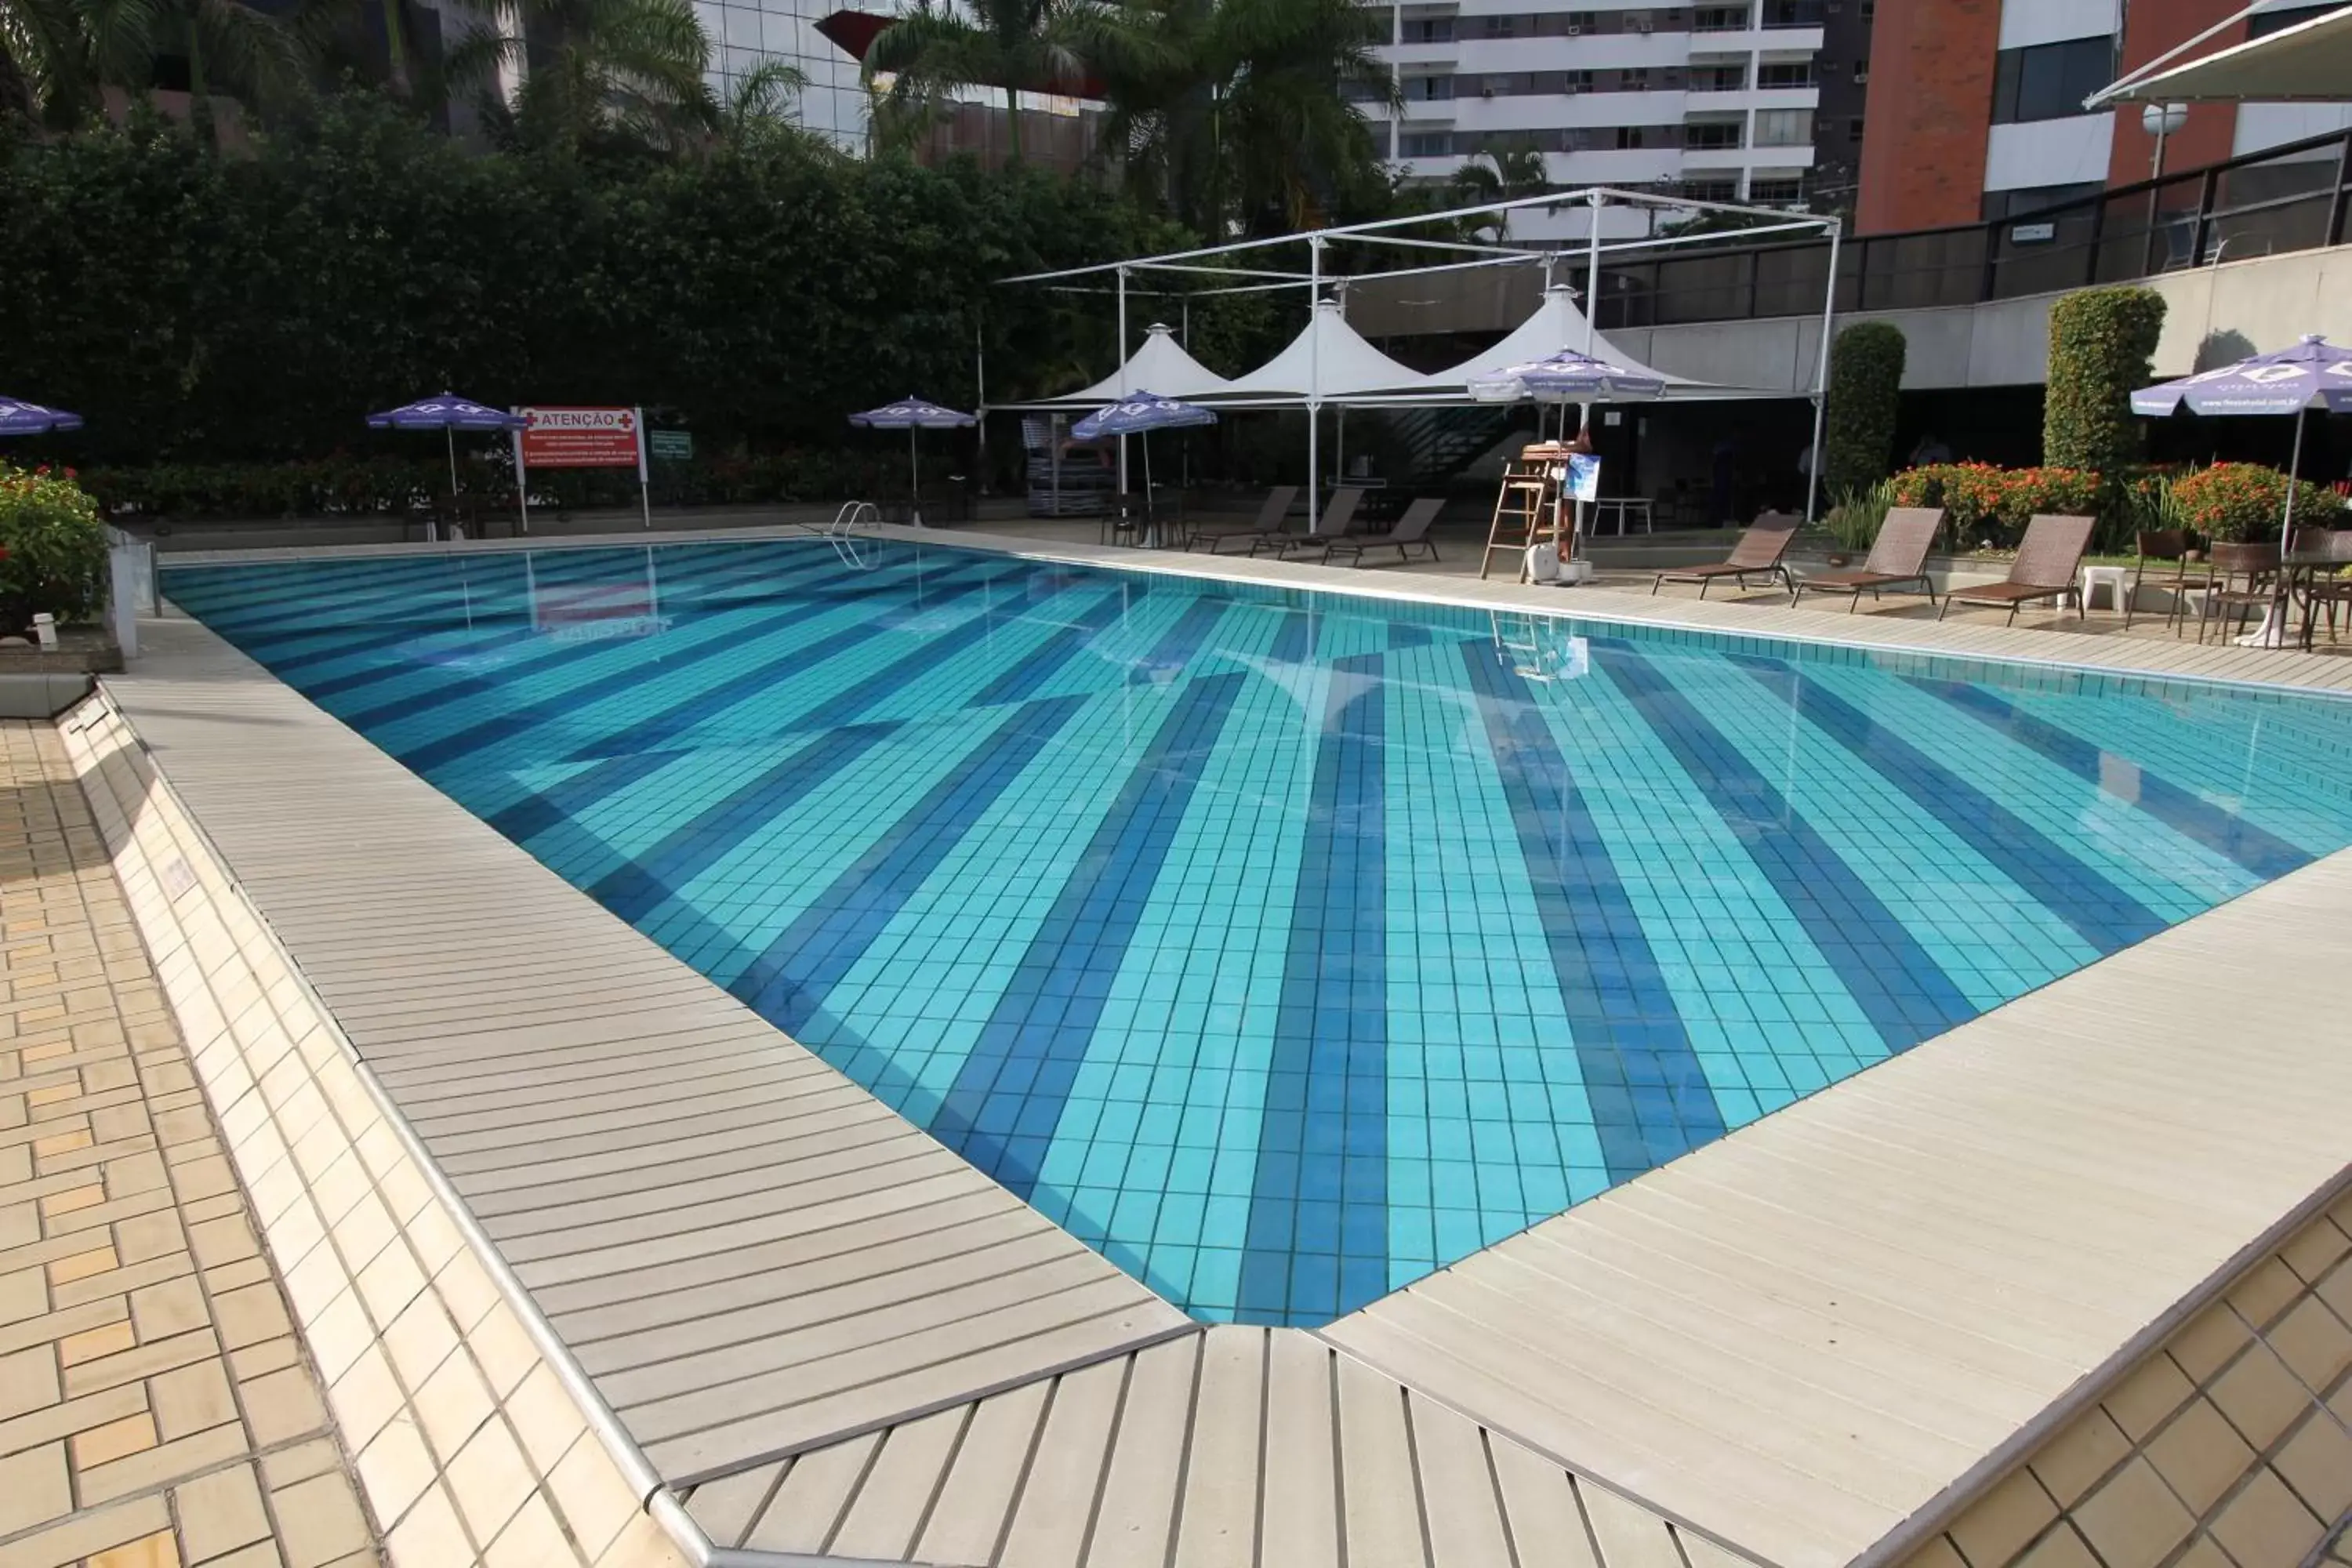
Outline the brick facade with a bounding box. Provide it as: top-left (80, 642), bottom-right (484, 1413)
top-left (1857, 0), bottom-right (2005, 234)
top-left (2108, 0), bottom-right (2244, 187)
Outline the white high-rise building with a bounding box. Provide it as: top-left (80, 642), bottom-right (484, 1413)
top-left (1361, 0), bottom-right (1858, 241)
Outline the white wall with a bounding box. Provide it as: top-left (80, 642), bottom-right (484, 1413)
top-left (1997, 0), bottom-right (2121, 51)
top-left (2234, 102), bottom-right (2352, 157)
top-left (1983, 114), bottom-right (2118, 191)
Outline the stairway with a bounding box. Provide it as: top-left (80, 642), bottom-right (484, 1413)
top-left (1385, 406), bottom-right (1523, 492)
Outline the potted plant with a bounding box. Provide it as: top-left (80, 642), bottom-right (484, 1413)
top-left (0, 465), bottom-right (108, 641)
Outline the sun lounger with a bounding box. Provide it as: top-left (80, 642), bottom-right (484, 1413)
top-left (1936, 514), bottom-right (2095, 626)
top-left (1319, 497), bottom-right (1443, 566)
top-left (1253, 486), bottom-right (1366, 557)
top-left (1186, 485), bottom-right (1298, 553)
top-left (1651, 512), bottom-right (1802, 600)
top-left (1791, 506), bottom-right (1944, 612)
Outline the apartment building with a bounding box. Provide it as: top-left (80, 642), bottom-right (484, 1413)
top-left (1360, 0), bottom-right (1871, 238)
top-left (1857, 0), bottom-right (2352, 234)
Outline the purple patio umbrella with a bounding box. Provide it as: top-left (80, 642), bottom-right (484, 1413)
top-left (2134, 335), bottom-right (2352, 539)
top-left (0, 397), bottom-right (84, 437)
top-left (367, 392), bottom-right (528, 498)
top-left (1469, 349), bottom-right (1666, 441)
top-left (1073, 391), bottom-right (1217, 514)
top-left (849, 397), bottom-right (977, 526)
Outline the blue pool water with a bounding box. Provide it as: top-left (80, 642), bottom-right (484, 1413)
top-left (165, 539), bottom-right (2352, 1326)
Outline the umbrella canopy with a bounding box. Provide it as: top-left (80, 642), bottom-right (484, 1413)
top-left (849, 397), bottom-right (978, 430)
top-left (1073, 390), bottom-right (1218, 440)
top-left (2132, 335), bottom-right (2352, 417)
top-left (1470, 349), bottom-right (1668, 403)
top-left (365, 393), bottom-right (527, 431)
top-left (0, 397), bottom-right (84, 436)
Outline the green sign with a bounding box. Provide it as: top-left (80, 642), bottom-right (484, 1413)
top-left (649, 428), bottom-right (693, 461)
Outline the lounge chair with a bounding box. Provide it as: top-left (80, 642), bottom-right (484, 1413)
top-left (1650, 511), bottom-right (1802, 600)
top-left (1320, 497), bottom-right (1443, 566)
top-left (1186, 485), bottom-right (1299, 554)
top-left (1937, 514), bottom-right (2096, 626)
top-left (1253, 486), bottom-right (1366, 557)
top-left (1791, 506), bottom-right (1944, 612)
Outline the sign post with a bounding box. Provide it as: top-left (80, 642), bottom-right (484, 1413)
top-left (515, 406), bottom-right (654, 531)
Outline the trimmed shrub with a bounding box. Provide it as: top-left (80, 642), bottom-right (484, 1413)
top-left (0, 464), bottom-right (109, 635)
top-left (1822, 322), bottom-right (1907, 501)
top-left (1890, 462), bottom-right (2102, 545)
top-left (2169, 463), bottom-right (2339, 542)
top-left (2045, 285), bottom-right (2166, 476)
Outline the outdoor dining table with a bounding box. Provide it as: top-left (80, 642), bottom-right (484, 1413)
top-left (2270, 528), bottom-right (2352, 650)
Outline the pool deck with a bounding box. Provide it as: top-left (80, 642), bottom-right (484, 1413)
top-left (88, 524), bottom-right (2352, 1566)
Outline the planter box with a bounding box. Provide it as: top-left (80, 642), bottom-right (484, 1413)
top-left (0, 624), bottom-right (122, 717)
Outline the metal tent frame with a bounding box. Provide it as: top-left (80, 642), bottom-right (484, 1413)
top-left (989, 186), bottom-right (1844, 533)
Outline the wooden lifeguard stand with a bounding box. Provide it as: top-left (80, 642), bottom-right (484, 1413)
top-left (1479, 441), bottom-right (1577, 582)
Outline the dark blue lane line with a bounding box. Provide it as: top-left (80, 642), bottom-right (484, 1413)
top-left (482, 749), bottom-right (694, 847)
top-left (967, 587), bottom-right (1142, 707)
top-left (1127, 597), bottom-right (1230, 686)
top-left (169, 556), bottom-right (482, 626)
top-left (1458, 641), bottom-right (1725, 1180)
top-left (1727, 654), bottom-right (2165, 956)
top-left (561, 559), bottom-right (1039, 762)
top-left (1909, 677), bottom-right (2314, 880)
top-left (1269, 609), bottom-right (1315, 664)
top-left (341, 550), bottom-right (936, 739)
top-left (929, 672), bottom-right (1251, 1195)
top-left (587, 722), bottom-right (904, 923)
top-left (1238, 653), bottom-right (1388, 1326)
top-left (1388, 622), bottom-right (1431, 649)
top-left (728, 697), bottom-right (1092, 1033)
top-left (1588, 641), bottom-right (1975, 1050)
top-left (766, 570), bottom-right (1080, 739)
top-left (402, 557), bottom-right (1016, 773)
top-left (299, 627), bottom-right (543, 699)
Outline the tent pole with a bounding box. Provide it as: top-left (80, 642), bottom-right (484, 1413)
top-left (1307, 238), bottom-right (1323, 535)
top-left (1805, 220), bottom-right (1842, 525)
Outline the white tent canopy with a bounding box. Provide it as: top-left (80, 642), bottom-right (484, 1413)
top-left (1203, 299), bottom-right (1430, 399)
top-left (1054, 325), bottom-right (1236, 404)
top-left (2091, 4), bottom-right (2352, 104)
top-left (1418, 286), bottom-right (1709, 396)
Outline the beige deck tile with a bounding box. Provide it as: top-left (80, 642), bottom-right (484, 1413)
top-left (2206, 1468), bottom-right (2327, 1567)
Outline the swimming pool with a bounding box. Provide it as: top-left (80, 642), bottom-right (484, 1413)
top-left (163, 538), bottom-right (2352, 1327)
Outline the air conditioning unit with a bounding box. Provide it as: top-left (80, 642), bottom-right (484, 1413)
top-left (1481, 85), bottom-right (1495, 96)
top-left (1566, 23), bottom-right (1582, 34)
top-left (1636, 17), bottom-right (1654, 31)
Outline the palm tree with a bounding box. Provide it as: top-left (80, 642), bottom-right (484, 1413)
top-left (1096, 0), bottom-right (1392, 235)
top-left (713, 56), bottom-right (808, 150)
top-left (1446, 138), bottom-right (1549, 239)
top-left (2, 0), bottom-right (102, 127)
top-left (450, 0), bottom-right (713, 156)
top-left (862, 0), bottom-right (1160, 165)
top-left (5, 0), bottom-right (322, 136)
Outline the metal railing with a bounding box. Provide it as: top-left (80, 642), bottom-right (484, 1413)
top-left (1588, 127), bottom-right (2352, 332)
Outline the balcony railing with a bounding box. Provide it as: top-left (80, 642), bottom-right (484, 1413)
top-left (1584, 128), bottom-right (2352, 332)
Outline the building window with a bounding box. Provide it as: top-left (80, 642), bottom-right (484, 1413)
top-left (1686, 119), bottom-right (1744, 149)
top-left (1617, 125), bottom-right (1661, 149)
top-left (1682, 178), bottom-right (1739, 201)
top-left (1399, 16), bottom-right (1454, 42)
top-left (1755, 60), bottom-right (1813, 88)
top-left (1399, 132), bottom-right (1453, 157)
top-left (1990, 35), bottom-right (2116, 124)
top-left (1691, 64), bottom-right (1746, 90)
top-left (1748, 176), bottom-right (1805, 202)
top-left (1753, 107), bottom-right (1813, 145)
top-left (1477, 13), bottom-right (1518, 37)
top-left (1980, 182), bottom-right (2104, 220)
top-left (1761, 0), bottom-right (1823, 24)
top-left (2249, 2), bottom-right (2350, 38)
top-left (1859, 0), bottom-right (1874, 17)
top-left (1847, 114), bottom-right (1865, 141)
top-left (1563, 68), bottom-right (1595, 92)
top-left (1404, 74), bottom-right (1454, 100)
top-left (1621, 67), bottom-right (1651, 90)
top-left (1693, 5), bottom-right (1748, 31)
top-left (1564, 9), bottom-right (1600, 31)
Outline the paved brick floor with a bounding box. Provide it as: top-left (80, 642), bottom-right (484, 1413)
top-left (0, 723), bottom-right (377, 1568)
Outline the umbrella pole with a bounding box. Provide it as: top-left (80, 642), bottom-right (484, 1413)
top-left (1143, 435), bottom-right (1154, 544)
top-left (909, 426), bottom-right (922, 528)
top-left (2283, 405), bottom-right (2307, 541)
top-left (445, 427), bottom-right (459, 499)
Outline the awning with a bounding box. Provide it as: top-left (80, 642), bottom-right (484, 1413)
top-left (2090, 5), bottom-right (2352, 104)
top-left (1035, 325), bottom-right (1237, 405)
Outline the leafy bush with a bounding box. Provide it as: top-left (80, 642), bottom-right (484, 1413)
top-left (1890, 463), bottom-right (2101, 544)
top-left (2045, 285), bottom-right (2165, 476)
top-left (1821, 478), bottom-right (1896, 553)
top-left (2169, 463), bottom-right (2339, 542)
top-left (0, 465), bottom-right (110, 635)
top-left (1822, 323), bottom-right (1906, 500)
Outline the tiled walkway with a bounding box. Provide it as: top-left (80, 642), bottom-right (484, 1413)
top-left (0, 724), bottom-right (376, 1568)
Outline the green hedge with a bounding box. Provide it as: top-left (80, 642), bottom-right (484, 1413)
top-left (0, 465), bottom-right (109, 633)
top-left (2169, 462), bottom-right (2339, 542)
top-left (2045, 286), bottom-right (2166, 477)
top-left (0, 97), bottom-right (1203, 469)
top-left (1822, 321), bottom-right (1906, 501)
